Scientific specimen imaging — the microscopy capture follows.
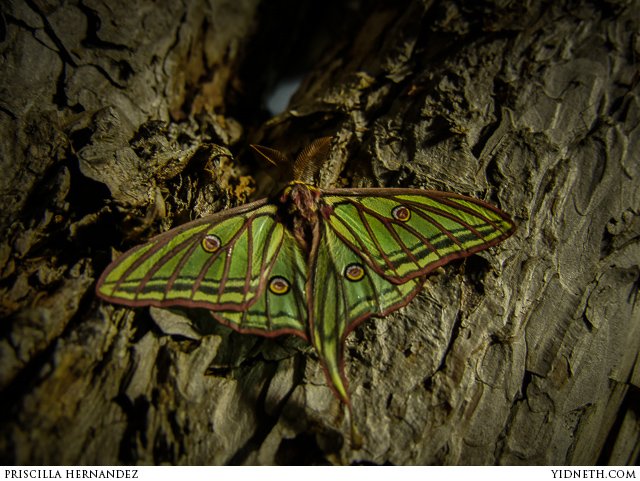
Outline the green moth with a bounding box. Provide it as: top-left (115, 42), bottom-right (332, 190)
top-left (96, 137), bottom-right (515, 443)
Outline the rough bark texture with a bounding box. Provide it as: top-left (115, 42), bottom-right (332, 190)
top-left (1, 0), bottom-right (638, 466)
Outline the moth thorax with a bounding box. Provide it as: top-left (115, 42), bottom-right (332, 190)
top-left (284, 182), bottom-right (320, 222)
top-left (280, 182), bottom-right (321, 251)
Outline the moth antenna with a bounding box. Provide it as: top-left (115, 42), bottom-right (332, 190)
top-left (293, 136), bottom-right (333, 182)
top-left (250, 144), bottom-right (290, 166)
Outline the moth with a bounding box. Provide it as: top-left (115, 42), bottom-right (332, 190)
top-left (96, 137), bottom-right (515, 443)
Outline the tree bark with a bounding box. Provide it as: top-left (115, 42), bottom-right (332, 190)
top-left (0, 0), bottom-right (638, 465)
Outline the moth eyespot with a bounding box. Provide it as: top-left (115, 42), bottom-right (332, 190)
top-left (344, 263), bottom-right (365, 282)
top-left (202, 234), bottom-right (221, 253)
top-left (392, 205), bottom-right (411, 222)
top-left (269, 276), bottom-right (290, 295)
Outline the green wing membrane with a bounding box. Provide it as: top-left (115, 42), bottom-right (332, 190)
top-left (213, 229), bottom-right (308, 336)
top-left (96, 200), bottom-right (308, 335)
top-left (309, 221), bottom-right (424, 403)
top-left (323, 189), bottom-right (515, 283)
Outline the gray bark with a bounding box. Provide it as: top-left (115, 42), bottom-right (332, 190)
top-left (0, 0), bottom-right (638, 465)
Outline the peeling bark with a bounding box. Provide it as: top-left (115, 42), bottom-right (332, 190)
top-left (0, 0), bottom-right (638, 465)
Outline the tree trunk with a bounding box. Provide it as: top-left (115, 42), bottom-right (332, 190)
top-left (0, 0), bottom-right (638, 465)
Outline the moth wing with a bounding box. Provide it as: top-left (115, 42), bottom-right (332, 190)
top-left (309, 219), bottom-right (424, 403)
top-left (322, 188), bottom-right (515, 283)
top-left (97, 199), bottom-right (309, 336)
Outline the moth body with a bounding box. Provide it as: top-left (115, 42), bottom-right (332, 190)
top-left (279, 180), bottom-right (321, 252)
